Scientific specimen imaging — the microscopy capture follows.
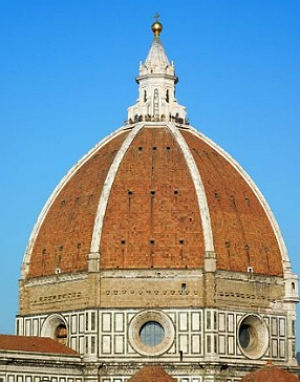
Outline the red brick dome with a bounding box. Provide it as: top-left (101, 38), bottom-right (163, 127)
top-left (241, 362), bottom-right (299, 382)
top-left (22, 122), bottom-right (287, 279)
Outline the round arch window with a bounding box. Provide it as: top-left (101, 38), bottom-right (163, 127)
top-left (41, 314), bottom-right (68, 346)
top-left (129, 311), bottom-right (174, 356)
top-left (237, 314), bottom-right (268, 359)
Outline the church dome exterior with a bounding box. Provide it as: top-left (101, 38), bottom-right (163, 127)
top-left (23, 107), bottom-right (285, 278)
top-left (17, 20), bottom-right (298, 382)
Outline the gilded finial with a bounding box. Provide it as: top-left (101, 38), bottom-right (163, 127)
top-left (152, 13), bottom-right (163, 37)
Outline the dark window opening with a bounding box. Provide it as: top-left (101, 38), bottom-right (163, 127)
top-left (55, 324), bottom-right (67, 346)
top-left (166, 90), bottom-right (169, 103)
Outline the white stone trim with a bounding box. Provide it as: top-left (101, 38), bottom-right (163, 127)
top-left (128, 35), bottom-right (186, 124)
top-left (24, 272), bottom-right (87, 287)
top-left (128, 310), bottom-right (175, 356)
top-left (237, 314), bottom-right (269, 359)
top-left (186, 125), bottom-right (291, 274)
top-left (166, 122), bottom-right (215, 253)
top-left (19, 307), bottom-right (289, 362)
top-left (89, 123), bottom-right (145, 255)
top-left (21, 126), bottom-right (130, 278)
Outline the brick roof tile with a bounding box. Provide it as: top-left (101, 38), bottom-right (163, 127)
top-left (241, 363), bottom-right (299, 382)
top-left (0, 335), bottom-right (79, 356)
top-left (127, 365), bottom-right (177, 382)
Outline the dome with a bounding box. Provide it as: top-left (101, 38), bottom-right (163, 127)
top-left (127, 365), bottom-right (177, 382)
top-left (241, 361), bottom-right (299, 382)
top-left (20, 21), bottom-right (290, 282)
top-left (22, 122), bottom-right (286, 278)
top-left (20, 21), bottom-right (289, 281)
top-left (18, 19), bottom-right (298, 381)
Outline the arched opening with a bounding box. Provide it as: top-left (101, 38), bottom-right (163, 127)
top-left (153, 89), bottom-right (159, 118)
top-left (291, 282), bottom-right (295, 290)
top-left (41, 314), bottom-right (68, 346)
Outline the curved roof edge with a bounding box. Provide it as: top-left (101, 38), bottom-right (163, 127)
top-left (21, 121), bottom-right (292, 279)
top-left (20, 125), bottom-right (130, 279)
top-left (186, 124), bottom-right (291, 275)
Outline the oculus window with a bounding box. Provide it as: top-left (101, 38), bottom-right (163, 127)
top-left (139, 321), bottom-right (165, 346)
top-left (238, 314), bottom-right (268, 359)
top-left (129, 310), bottom-right (174, 356)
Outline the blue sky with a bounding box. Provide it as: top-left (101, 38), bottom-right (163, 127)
top-left (1, 1), bottom-right (299, 346)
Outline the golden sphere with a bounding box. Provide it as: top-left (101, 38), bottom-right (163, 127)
top-left (151, 21), bottom-right (163, 37)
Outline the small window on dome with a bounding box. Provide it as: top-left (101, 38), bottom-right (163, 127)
top-left (214, 191), bottom-right (220, 199)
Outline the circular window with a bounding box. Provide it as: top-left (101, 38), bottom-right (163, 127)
top-left (139, 321), bottom-right (165, 346)
top-left (238, 315), bottom-right (268, 359)
top-left (129, 311), bottom-right (174, 356)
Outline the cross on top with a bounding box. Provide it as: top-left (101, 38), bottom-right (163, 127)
top-left (154, 13), bottom-right (160, 22)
